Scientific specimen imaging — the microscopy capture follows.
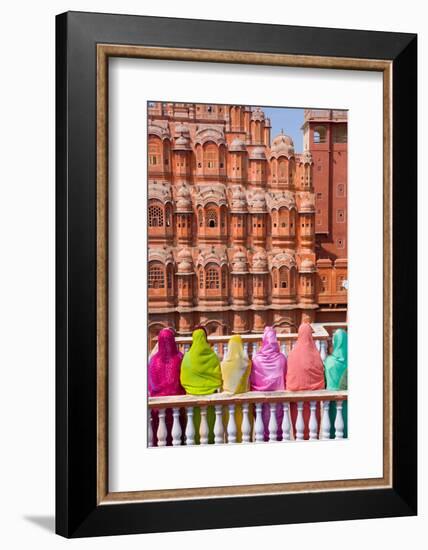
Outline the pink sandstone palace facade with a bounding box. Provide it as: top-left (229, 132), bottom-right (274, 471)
top-left (147, 103), bottom-right (347, 348)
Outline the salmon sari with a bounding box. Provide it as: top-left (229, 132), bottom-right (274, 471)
top-left (286, 323), bottom-right (325, 439)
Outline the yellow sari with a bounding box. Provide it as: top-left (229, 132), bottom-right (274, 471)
top-left (221, 335), bottom-right (252, 442)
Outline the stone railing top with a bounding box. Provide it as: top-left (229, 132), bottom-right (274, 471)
top-left (148, 389), bottom-right (348, 409)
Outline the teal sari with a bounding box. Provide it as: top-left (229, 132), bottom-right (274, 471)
top-left (324, 329), bottom-right (348, 438)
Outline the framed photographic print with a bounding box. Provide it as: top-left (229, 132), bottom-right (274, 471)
top-left (56, 11), bottom-right (417, 538)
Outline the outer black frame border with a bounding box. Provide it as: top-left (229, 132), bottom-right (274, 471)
top-left (56, 11), bottom-right (417, 538)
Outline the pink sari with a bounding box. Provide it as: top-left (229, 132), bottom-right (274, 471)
top-left (250, 327), bottom-right (287, 440)
top-left (148, 328), bottom-right (184, 445)
top-left (286, 323), bottom-right (325, 439)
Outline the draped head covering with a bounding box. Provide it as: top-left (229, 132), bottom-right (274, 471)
top-left (180, 328), bottom-right (222, 395)
top-left (148, 328), bottom-right (184, 397)
top-left (324, 329), bottom-right (348, 390)
top-left (250, 326), bottom-right (287, 391)
top-left (221, 335), bottom-right (251, 394)
top-left (286, 323), bottom-right (325, 391)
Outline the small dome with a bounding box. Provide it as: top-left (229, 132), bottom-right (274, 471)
top-left (229, 138), bottom-right (247, 152)
top-left (174, 123), bottom-right (190, 136)
top-left (300, 258), bottom-right (316, 273)
top-left (249, 146), bottom-right (266, 160)
top-left (177, 248), bottom-right (194, 273)
top-left (251, 250), bottom-right (268, 272)
top-left (172, 134), bottom-right (191, 151)
top-left (230, 186), bottom-right (247, 212)
top-left (251, 107), bottom-right (265, 121)
top-left (175, 185), bottom-right (192, 212)
top-left (271, 131), bottom-right (294, 157)
top-left (231, 250), bottom-right (248, 273)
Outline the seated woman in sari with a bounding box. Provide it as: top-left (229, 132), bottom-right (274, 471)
top-left (324, 329), bottom-right (348, 438)
top-left (250, 326), bottom-right (287, 441)
top-left (148, 327), bottom-right (184, 445)
top-left (286, 323), bottom-right (325, 439)
top-left (221, 334), bottom-right (251, 442)
top-left (180, 327), bottom-right (222, 444)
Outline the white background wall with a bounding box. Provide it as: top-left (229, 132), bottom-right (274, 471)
top-left (0, 0), bottom-right (425, 547)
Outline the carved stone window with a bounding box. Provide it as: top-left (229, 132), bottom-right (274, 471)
top-left (148, 205), bottom-right (163, 227)
top-left (148, 263), bottom-right (165, 289)
top-left (206, 267), bottom-right (220, 289)
top-left (206, 209), bottom-right (218, 228)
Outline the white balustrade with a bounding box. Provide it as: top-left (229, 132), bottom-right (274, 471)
top-left (282, 402), bottom-right (291, 441)
top-left (309, 401), bottom-right (318, 440)
top-left (199, 406), bottom-right (209, 445)
top-left (148, 411), bottom-right (153, 447)
top-left (320, 340), bottom-right (328, 362)
top-left (296, 402), bottom-right (305, 440)
top-left (157, 408), bottom-right (167, 446)
top-left (227, 404), bottom-right (237, 443)
top-left (321, 401), bottom-right (331, 439)
top-left (214, 405), bottom-right (224, 444)
top-left (255, 403), bottom-right (265, 442)
top-left (268, 403), bottom-right (278, 442)
top-left (213, 343), bottom-right (219, 356)
top-left (334, 401), bottom-right (345, 439)
top-left (315, 339), bottom-right (321, 352)
top-left (280, 342), bottom-right (287, 356)
top-left (241, 403), bottom-right (251, 443)
top-left (171, 407), bottom-right (182, 446)
top-left (185, 406), bottom-right (195, 445)
top-left (149, 388), bottom-right (347, 447)
top-left (243, 342), bottom-right (249, 356)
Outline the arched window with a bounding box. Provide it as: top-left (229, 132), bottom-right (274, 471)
top-left (206, 208), bottom-right (218, 228)
top-left (280, 267), bottom-right (288, 289)
top-left (313, 126), bottom-right (327, 144)
top-left (148, 204), bottom-right (164, 227)
top-left (165, 205), bottom-right (172, 227)
top-left (167, 267), bottom-right (173, 290)
top-left (148, 140), bottom-right (161, 166)
top-left (148, 263), bottom-right (164, 289)
top-left (206, 265), bottom-right (220, 289)
top-left (204, 143), bottom-right (217, 170)
top-left (333, 125), bottom-right (347, 143)
top-left (278, 159), bottom-right (287, 180)
top-left (272, 268), bottom-right (278, 289)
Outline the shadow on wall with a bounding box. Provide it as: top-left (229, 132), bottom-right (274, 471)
top-left (23, 515), bottom-right (55, 533)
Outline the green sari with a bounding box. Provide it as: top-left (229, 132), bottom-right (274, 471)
top-left (324, 329), bottom-right (348, 438)
top-left (180, 329), bottom-right (222, 443)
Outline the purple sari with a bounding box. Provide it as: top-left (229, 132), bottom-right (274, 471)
top-left (250, 327), bottom-right (287, 440)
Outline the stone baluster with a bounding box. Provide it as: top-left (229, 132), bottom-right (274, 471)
top-left (320, 340), bottom-right (328, 362)
top-left (309, 401), bottom-right (318, 440)
top-left (213, 343), bottom-right (219, 357)
top-left (268, 403), bottom-right (278, 442)
top-left (282, 402), bottom-right (291, 441)
top-left (214, 405), bottom-right (224, 444)
top-left (157, 408), bottom-right (168, 447)
top-left (223, 343), bottom-right (228, 359)
top-left (321, 401), bottom-right (331, 439)
top-left (199, 406), bottom-right (209, 445)
top-left (184, 343), bottom-right (190, 353)
top-left (227, 404), bottom-right (237, 443)
top-left (243, 342), bottom-right (249, 356)
top-left (334, 400), bottom-right (345, 439)
top-left (296, 402), bottom-right (305, 441)
top-left (148, 410), bottom-right (153, 447)
top-left (255, 403), bottom-right (265, 442)
top-left (315, 339), bottom-right (321, 352)
top-left (280, 342), bottom-right (287, 356)
top-left (241, 403), bottom-right (251, 443)
top-left (185, 406), bottom-right (195, 445)
top-left (171, 407), bottom-right (182, 446)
